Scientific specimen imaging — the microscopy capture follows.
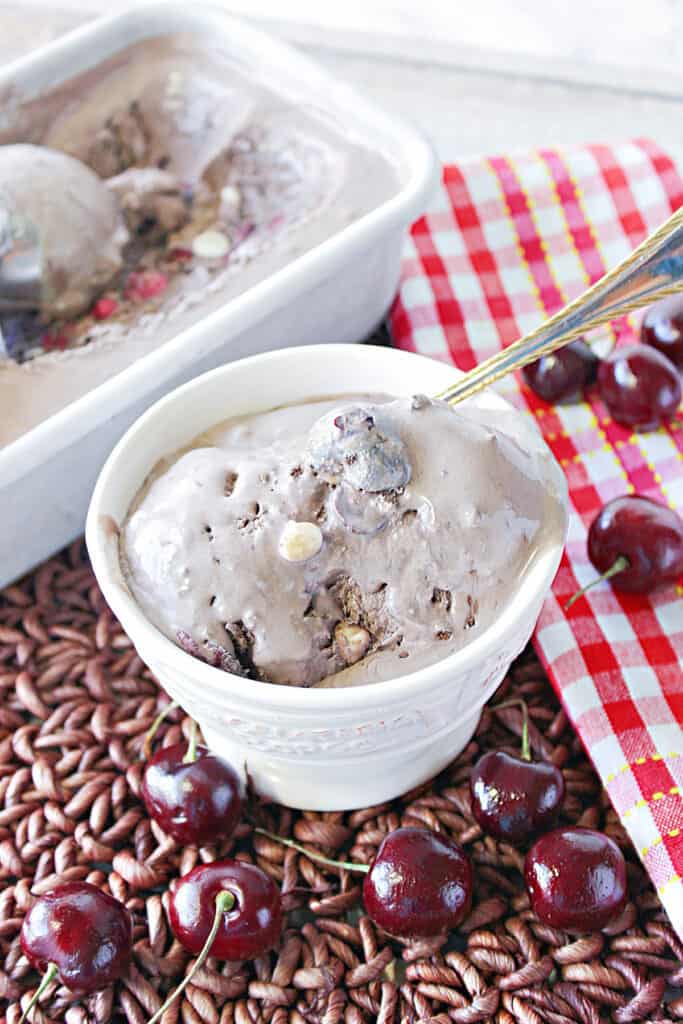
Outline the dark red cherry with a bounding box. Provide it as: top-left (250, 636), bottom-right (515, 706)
top-left (588, 495), bottom-right (683, 593)
top-left (362, 827), bottom-right (472, 937)
top-left (470, 750), bottom-right (565, 843)
top-left (522, 339), bottom-right (599, 402)
top-left (641, 296), bottom-right (683, 369)
top-left (525, 827), bottom-right (627, 931)
top-left (147, 862), bottom-right (283, 1024)
top-left (20, 882), bottom-right (132, 992)
top-left (141, 740), bottom-right (242, 845)
top-left (253, 825), bottom-right (472, 939)
top-left (169, 860), bottom-right (282, 961)
top-left (597, 344), bottom-right (681, 429)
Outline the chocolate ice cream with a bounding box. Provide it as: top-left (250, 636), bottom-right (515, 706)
top-left (121, 393), bottom-right (564, 688)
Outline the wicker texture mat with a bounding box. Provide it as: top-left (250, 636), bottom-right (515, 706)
top-left (1, 541), bottom-right (682, 1023)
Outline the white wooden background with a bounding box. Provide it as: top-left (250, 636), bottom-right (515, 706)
top-left (2, 1), bottom-right (682, 166)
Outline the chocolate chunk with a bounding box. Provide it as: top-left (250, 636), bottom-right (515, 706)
top-left (226, 620), bottom-right (256, 674)
top-left (465, 595), bottom-right (478, 630)
top-left (87, 101), bottom-right (150, 177)
top-left (307, 406), bottom-right (411, 493)
top-left (330, 574), bottom-right (396, 645)
top-left (224, 471), bottom-right (238, 496)
top-left (431, 588), bottom-right (452, 613)
top-left (176, 629), bottom-right (246, 676)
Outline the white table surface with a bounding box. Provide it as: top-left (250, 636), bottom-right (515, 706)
top-left (2, 3), bottom-right (683, 168)
top-left (1, 4), bottom-right (683, 167)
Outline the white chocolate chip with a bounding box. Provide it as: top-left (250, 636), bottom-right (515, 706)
top-left (167, 70), bottom-right (184, 95)
top-left (278, 521), bottom-right (323, 562)
top-left (192, 229), bottom-right (230, 260)
top-left (458, 502), bottom-right (479, 529)
top-left (220, 185), bottom-right (242, 216)
top-left (334, 622), bottom-right (371, 665)
top-left (165, 70), bottom-right (185, 110)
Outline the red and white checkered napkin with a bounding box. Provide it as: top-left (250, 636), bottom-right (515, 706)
top-left (389, 139), bottom-right (683, 935)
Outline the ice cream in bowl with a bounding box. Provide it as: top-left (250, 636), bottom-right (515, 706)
top-left (86, 343), bottom-right (568, 809)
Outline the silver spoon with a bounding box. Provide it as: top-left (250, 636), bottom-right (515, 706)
top-left (0, 190), bottom-right (42, 314)
top-left (436, 204), bottom-right (683, 406)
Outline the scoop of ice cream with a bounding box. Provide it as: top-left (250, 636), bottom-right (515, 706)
top-left (106, 167), bottom-right (190, 241)
top-left (44, 59), bottom-right (256, 186)
top-left (122, 394), bottom-right (564, 689)
top-left (83, 101), bottom-right (150, 179)
top-left (0, 144), bottom-right (128, 318)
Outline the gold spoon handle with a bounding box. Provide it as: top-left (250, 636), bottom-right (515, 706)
top-left (436, 204), bottom-right (683, 407)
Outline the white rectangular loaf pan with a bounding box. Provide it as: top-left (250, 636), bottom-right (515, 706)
top-left (0, 2), bottom-right (437, 586)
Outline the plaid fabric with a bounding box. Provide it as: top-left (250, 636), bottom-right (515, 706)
top-left (390, 139), bottom-right (683, 937)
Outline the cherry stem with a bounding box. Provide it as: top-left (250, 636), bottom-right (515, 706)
top-left (18, 962), bottom-right (59, 1024)
top-left (146, 890), bottom-right (235, 1024)
top-left (142, 700), bottom-right (179, 760)
top-left (490, 698), bottom-right (531, 761)
top-left (254, 827), bottom-right (369, 874)
top-left (183, 720), bottom-right (199, 765)
top-left (564, 555), bottom-right (630, 611)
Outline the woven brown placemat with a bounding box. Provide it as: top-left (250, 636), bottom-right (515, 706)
top-left (1, 540), bottom-right (682, 1024)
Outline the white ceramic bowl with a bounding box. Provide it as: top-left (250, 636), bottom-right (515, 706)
top-left (86, 345), bottom-right (568, 810)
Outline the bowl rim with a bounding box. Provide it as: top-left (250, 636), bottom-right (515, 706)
top-left (86, 344), bottom-right (568, 713)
